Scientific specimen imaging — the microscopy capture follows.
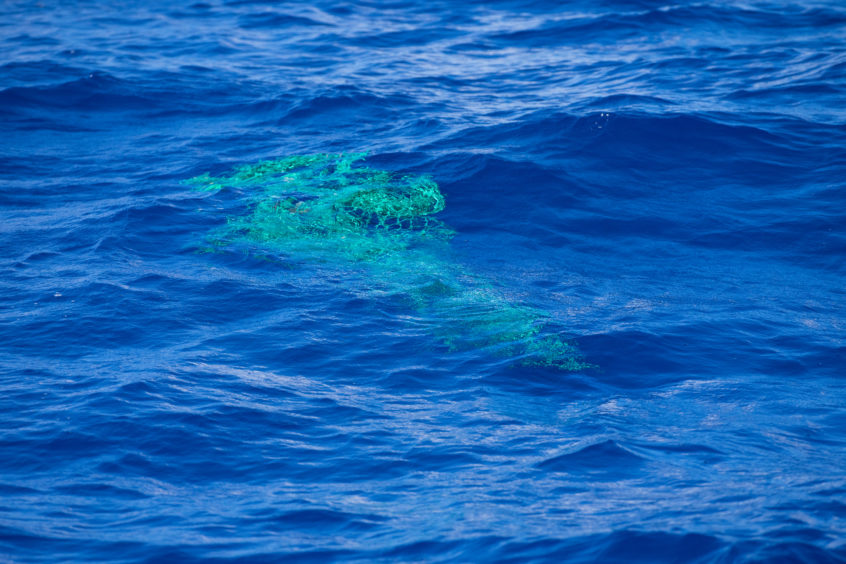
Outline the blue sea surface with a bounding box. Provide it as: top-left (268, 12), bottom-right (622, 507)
top-left (2, 0), bottom-right (845, 562)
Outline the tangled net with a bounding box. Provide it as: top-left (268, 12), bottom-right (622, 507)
top-left (187, 153), bottom-right (588, 371)
top-left (188, 153), bottom-right (451, 261)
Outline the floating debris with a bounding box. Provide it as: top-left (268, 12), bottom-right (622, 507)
top-left (187, 153), bottom-right (588, 371)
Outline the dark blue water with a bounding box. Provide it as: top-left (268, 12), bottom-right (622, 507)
top-left (2, 0), bottom-right (845, 562)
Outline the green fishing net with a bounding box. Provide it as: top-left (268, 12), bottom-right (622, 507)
top-left (187, 153), bottom-right (588, 371)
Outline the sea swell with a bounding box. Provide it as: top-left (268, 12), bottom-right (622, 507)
top-left (2, 0), bottom-right (846, 562)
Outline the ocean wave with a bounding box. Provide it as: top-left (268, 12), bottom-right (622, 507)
top-left (2, 0), bottom-right (846, 561)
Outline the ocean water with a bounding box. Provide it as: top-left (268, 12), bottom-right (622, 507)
top-left (2, 0), bottom-right (845, 562)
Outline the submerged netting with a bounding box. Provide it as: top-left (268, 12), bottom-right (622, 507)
top-left (187, 153), bottom-right (588, 371)
top-left (187, 153), bottom-right (451, 261)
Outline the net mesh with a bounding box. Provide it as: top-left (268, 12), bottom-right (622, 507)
top-left (187, 153), bottom-right (588, 371)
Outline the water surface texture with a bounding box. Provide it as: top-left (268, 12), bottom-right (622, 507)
top-left (2, 0), bottom-right (845, 562)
